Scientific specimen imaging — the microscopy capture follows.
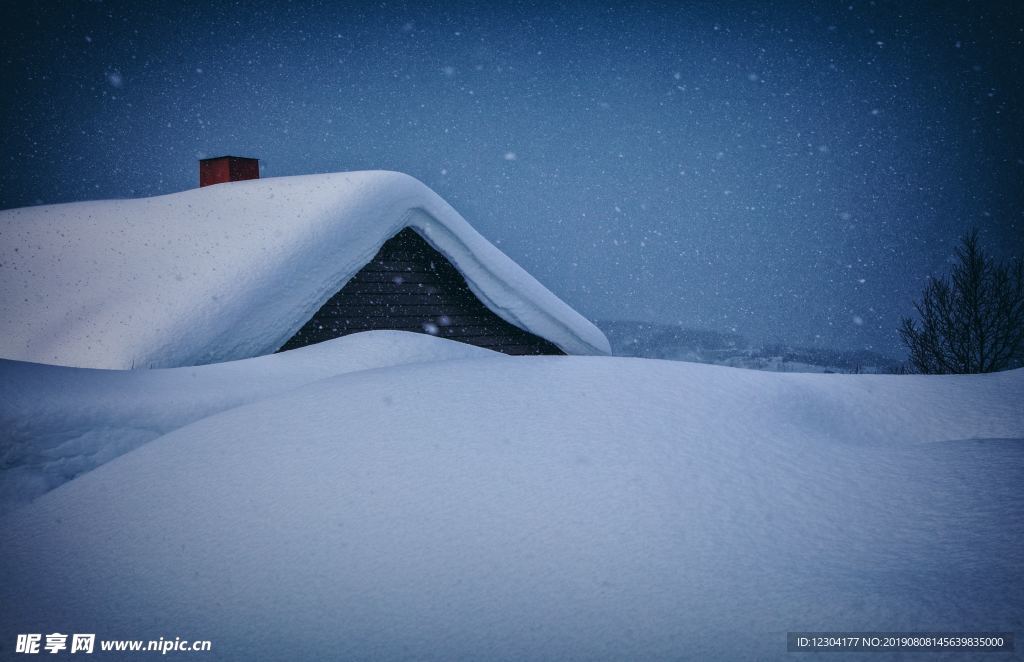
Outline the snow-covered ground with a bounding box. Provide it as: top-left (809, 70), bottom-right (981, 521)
top-left (2, 332), bottom-right (1021, 660)
top-left (0, 331), bottom-right (496, 516)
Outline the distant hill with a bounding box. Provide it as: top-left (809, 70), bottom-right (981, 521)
top-left (597, 320), bottom-right (903, 373)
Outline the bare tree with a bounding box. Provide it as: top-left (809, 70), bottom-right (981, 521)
top-left (899, 230), bottom-right (1024, 374)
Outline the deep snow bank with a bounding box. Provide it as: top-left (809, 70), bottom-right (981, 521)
top-left (0, 171), bottom-right (609, 368)
top-left (1, 358), bottom-right (1021, 660)
top-left (0, 331), bottom-right (497, 516)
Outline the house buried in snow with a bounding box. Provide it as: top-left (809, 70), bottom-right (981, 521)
top-left (0, 167), bottom-right (610, 369)
top-left (278, 226), bottom-right (566, 355)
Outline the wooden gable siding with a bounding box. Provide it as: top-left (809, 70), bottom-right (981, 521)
top-left (277, 228), bottom-right (565, 355)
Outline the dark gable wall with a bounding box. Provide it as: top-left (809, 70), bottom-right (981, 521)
top-left (278, 228), bottom-right (565, 355)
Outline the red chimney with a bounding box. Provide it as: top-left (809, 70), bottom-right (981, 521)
top-left (199, 156), bottom-right (260, 187)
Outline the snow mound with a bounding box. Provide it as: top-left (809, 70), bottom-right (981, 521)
top-left (1, 359), bottom-right (1021, 660)
top-left (0, 330), bottom-right (497, 516)
top-left (0, 171), bottom-right (609, 368)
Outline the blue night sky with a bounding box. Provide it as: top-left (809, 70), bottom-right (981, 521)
top-left (2, 1), bottom-right (1022, 357)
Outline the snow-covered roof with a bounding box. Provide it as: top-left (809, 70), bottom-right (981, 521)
top-left (0, 171), bottom-right (610, 368)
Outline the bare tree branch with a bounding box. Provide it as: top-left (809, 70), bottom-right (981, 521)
top-left (899, 230), bottom-right (1024, 374)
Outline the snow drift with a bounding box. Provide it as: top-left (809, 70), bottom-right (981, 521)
top-left (0, 331), bottom-right (497, 516)
top-left (0, 171), bottom-right (610, 368)
top-left (1, 348), bottom-right (1021, 660)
